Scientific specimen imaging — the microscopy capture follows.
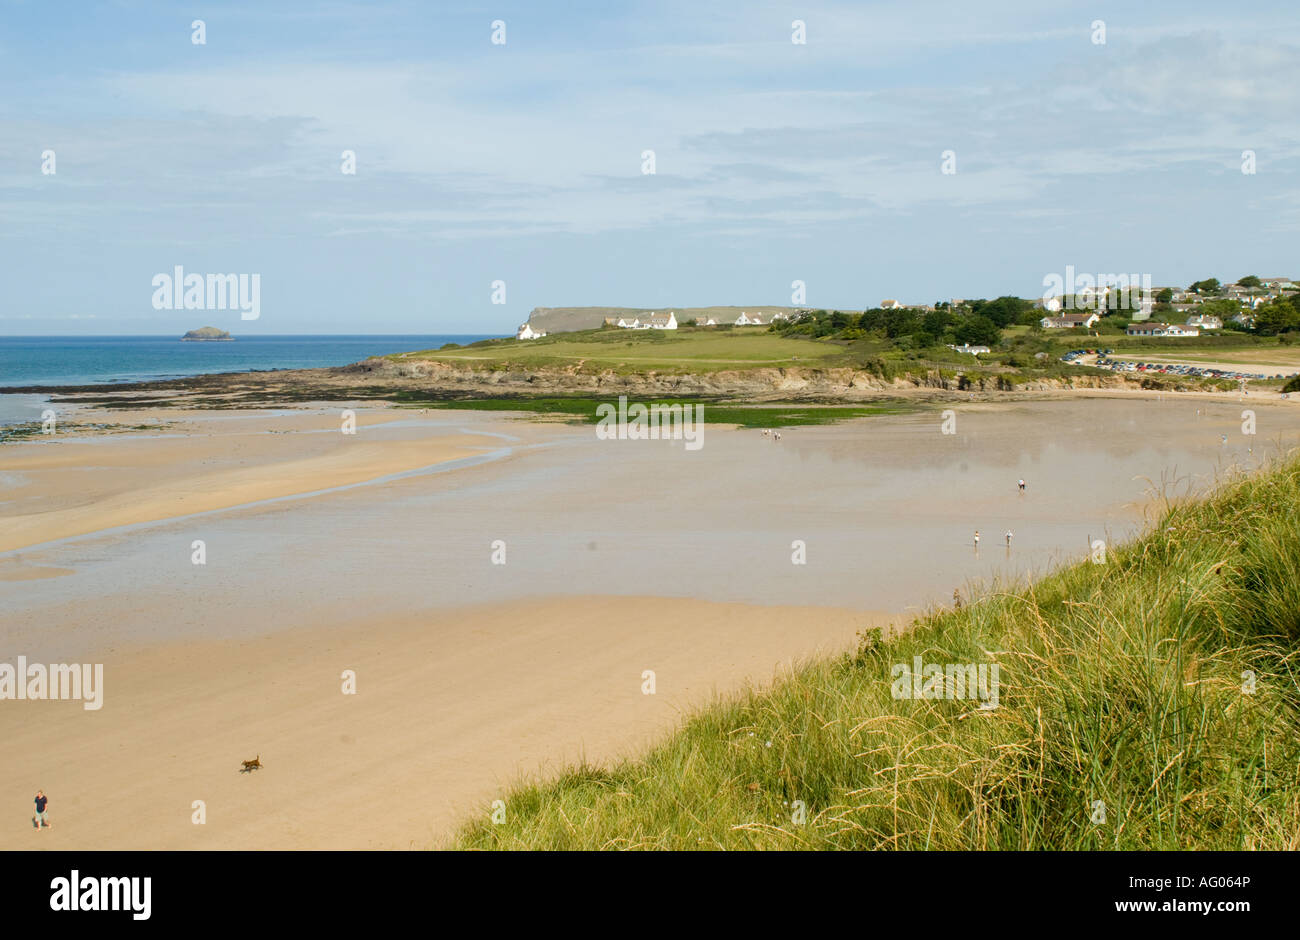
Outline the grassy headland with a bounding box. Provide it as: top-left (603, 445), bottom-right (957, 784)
top-left (454, 454), bottom-right (1300, 850)
top-left (392, 320), bottom-right (1283, 392)
top-left (393, 327), bottom-right (845, 375)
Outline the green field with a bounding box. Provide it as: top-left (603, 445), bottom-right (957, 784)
top-left (407, 397), bottom-right (916, 428)
top-left (453, 453), bottom-right (1300, 850)
top-left (1105, 347), bottom-right (1300, 370)
top-left (395, 328), bottom-right (847, 374)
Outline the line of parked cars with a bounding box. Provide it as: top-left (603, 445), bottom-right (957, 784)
top-left (1060, 349), bottom-right (1289, 382)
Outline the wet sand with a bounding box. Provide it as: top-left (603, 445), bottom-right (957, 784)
top-left (4, 394), bottom-right (1300, 849)
top-left (0, 410), bottom-right (496, 553)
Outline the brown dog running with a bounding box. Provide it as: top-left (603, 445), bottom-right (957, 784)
top-left (240, 755), bottom-right (262, 773)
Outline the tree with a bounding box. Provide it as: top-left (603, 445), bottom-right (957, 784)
top-left (922, 309), bottom-right (954, 337)
top-left (979, 295), bottom-right (1034, 328)
top-left (1155, 288), bottom-right (1174, 304)
top-left (1200, 298), bottom-right (1240, 320)
top-left (1189, 278), bottom-right (1221, 294)
top-left (1253, 299), bottom-right (1300, 335)
top-left (1237, 275), bottom-right (1262, 288)
top-left (1106, 288), bottom-right (1142, 315)
top-left (954, 315), bottom-right (1000, 346)
top-left (858, 308), bottom-right (885, 333)
top-left (883, 308), bottom-right (919, 338)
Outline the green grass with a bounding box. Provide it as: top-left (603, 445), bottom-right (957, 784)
top-left (394, 328), bottom-right (849, 374)
top-left (453, 455), bottom-right (1300, 850)
top-left (406, 397), bottom-right (916, 428)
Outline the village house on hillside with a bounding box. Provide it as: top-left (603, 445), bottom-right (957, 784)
top-left (604, 311), bottom-right (678, 330)
top-left (734, 312), bottom-right (765, 325)
top-left (1040, 312), bottom-right (1100, 329)
top-left (1185, 313), bottom-right (1223, 330)
top-left (516, 323), bottom-right (547, 340)
top-left (1127, 322), bottom-right (1199, 337)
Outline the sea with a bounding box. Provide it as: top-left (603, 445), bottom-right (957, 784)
top-left (0, 334), bottom-right (499, 426)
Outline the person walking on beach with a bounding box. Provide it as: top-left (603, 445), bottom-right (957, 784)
top-left (973, 530), bottom-right (980, 548)
top-left (33, 790), bottom-right (50, 831)
top-left (1005, 529), bottom-right (1013, 547)
top-left (1018, 478), bottom-right (1026, 492)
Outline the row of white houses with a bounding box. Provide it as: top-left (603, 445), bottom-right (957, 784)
top-left (603, 310), bottom-right (793, 329)
top-left (603, 312), bottom-right (678, 330)
top-left (515, 308), bottom-right (796, 339)
top-left (1041, 312), bottom-right (1232, 333)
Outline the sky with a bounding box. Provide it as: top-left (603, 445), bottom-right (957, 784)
top-left (1, 0), bottom-right (1298, 335)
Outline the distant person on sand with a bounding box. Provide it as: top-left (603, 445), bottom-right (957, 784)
top-left (973, 530), bottom-right (980, 548)
top-left (33, 790), bottom-right (50, 830)
top-left (1018, 479), bottom-right (1026, 492)
top-left (1005, 530), bottom-right (1013, 547)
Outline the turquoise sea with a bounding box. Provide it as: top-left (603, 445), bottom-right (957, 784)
top-left (0, 334), bottom-right (498, 425)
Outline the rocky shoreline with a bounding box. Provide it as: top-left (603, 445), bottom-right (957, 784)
top-left (0, 354), bottom-right (1222, 410)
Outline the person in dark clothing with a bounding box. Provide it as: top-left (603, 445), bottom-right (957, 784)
top-left (33, 790), bottom-right (50, 830)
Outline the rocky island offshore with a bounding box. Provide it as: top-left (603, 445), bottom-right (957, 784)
top-left (181, 326), bottom-right (233, 342)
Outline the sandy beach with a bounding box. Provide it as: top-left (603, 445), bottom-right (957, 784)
top-left (5, 393), bottom-right (1300, 849)
top-left (2, 595), bottom-right (884, 850)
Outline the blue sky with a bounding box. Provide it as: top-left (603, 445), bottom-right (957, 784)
top-left (2, 0), bottom-right (1298, 335)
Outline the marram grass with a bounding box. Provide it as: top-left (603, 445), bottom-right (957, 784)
top-left (453, 457), bottom-right (1300, 850)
